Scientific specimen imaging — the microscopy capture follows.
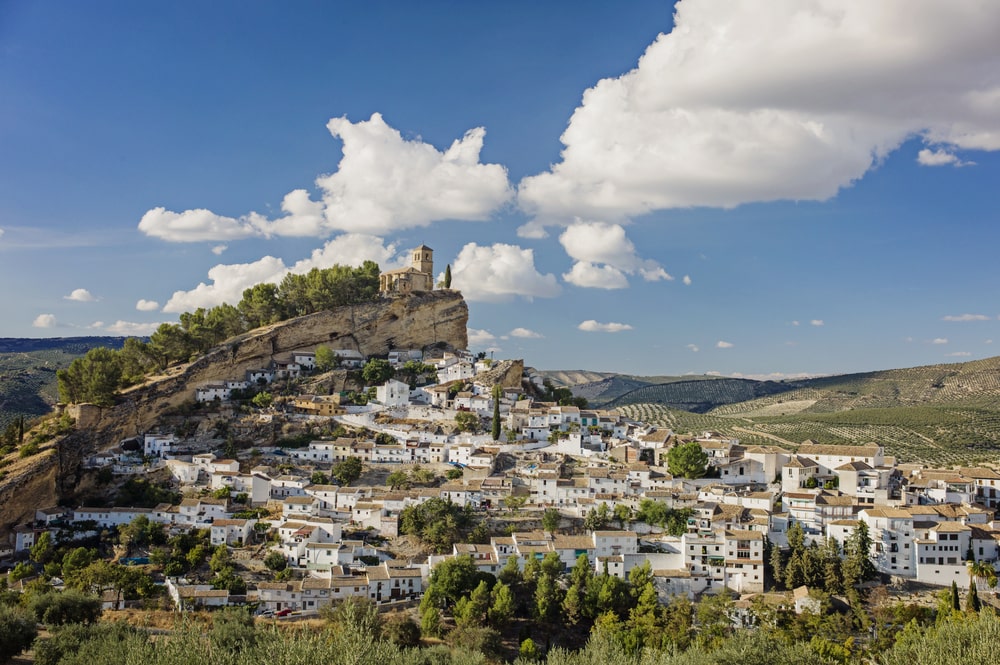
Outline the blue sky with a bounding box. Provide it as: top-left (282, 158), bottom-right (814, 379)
top-left (2, 1), bottom-right (1000, 378)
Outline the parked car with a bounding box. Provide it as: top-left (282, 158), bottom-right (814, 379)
top-left (275, 608), bottom-right (292, 617)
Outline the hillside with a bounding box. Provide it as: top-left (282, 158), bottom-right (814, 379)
top-left (602, 356), bottom-right (1000, 466)
top-left (0, 290), bottom-right (469, 529)
top-left (539, 369), bottom-right (725, 406)
top-left (0, 337), bottom-right (130, 426)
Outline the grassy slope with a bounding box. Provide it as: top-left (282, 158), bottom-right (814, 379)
top-left (613, 356), bottom-right (1000, 466)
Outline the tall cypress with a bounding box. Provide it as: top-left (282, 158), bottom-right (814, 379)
top-left (444, 264), bottom-right (452, 289)
top-left (491, 384), bottom-right (502, 441)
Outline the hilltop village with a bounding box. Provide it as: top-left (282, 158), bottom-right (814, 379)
top-left (10, 357), bottom-right (1000, 610)
top-left (4, 248), bottom-right (1000, 642)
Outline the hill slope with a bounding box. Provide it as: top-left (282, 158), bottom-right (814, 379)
top-left (602, 356), bottom-right (1000, 466)
top-left (539, 370), bottom-right (726, 406)
top-left (0, 337), bottom-right (130, 426)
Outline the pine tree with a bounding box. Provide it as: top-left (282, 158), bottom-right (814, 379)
top-left (489, 581), bottom-right (515, 624)
top-left (562, 582), bottom-right (584, 626)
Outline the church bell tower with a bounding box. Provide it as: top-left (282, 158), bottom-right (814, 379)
top-left (413, 244), bottom-right (434, 276)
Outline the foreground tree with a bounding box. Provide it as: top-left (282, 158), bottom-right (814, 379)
top-left (361, 359), bottom-right (394, 386)
top-left (332, 456), bottom-right (363, 485)
top-left (542, 507), bottom-right (561, 533)
top-left (314, 345), bottom-right (339, 372)
top-left (667, 441), bottom-right (709, 478)
top-left (0, 604), bottom-right (37, 664)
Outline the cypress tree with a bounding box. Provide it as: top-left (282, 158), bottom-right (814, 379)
top-left (491, 384), bottom-right (502, 441)
top-left (951, 580), bottom-right (961, 611)
top-left (444, 264), bottom-right (452, 288)
top-left (967, 583), bottom-right (981, 613)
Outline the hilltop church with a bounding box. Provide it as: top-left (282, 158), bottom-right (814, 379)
top-left (379, 245), bottom-right (435, 295)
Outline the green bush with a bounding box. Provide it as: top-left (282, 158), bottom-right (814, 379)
top-left (28, 589), bottom-right (102, 626)
top-left (0, 603), bottom-right (37, 664)
top-left (18, 441), bottom-right (40, 458)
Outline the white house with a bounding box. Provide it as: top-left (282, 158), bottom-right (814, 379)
top-left (334, 349), bottom-right (365, 369)
top-left (195, 383), bottom-right (231, 403)
top-left (144, 434), bottom-right (179, 459)
top-left (210, 518), bottom-right (256, 546)
top-left (375, 379), bottom-right (411, 407)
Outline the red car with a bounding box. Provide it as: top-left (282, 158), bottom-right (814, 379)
top-left (275, 608), bottom-right (292, 617)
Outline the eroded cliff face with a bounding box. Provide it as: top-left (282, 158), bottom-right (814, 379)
top-left (0, 290), bottom-right (468, 532)
top-left (475, 359), bottom-right (524, 390)
top-left (93, 289), bottom-right (466, 443)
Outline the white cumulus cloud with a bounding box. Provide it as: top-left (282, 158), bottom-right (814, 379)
top-left (578, 320), bottom-right (633, 333)
top-left (687, 344), bottom-right (699, 352)
top-left (510, 327), bottom-right (544, 339)
top-left (562, 262), bottom-right (628, 289)
top-left (449, 243), bottom-right (560, 302)
top-left (942, 313), bottom-right (991, 321)
top-left (103, 320), bottom-right (169, 336)
top-left (136, 299), bottom-right (160, 312)
top-left (467, 328), bottom-right (497, 348)
top-left (139, 114), bottom-right (513, 242)
top-left (212, 244), bottom-right (228, 256)
top-left (139, 207), bottom-right (267, 243)
top-left (163, 234), bottom-right (399, 312)
top-left (64, 288), bottom-right (96, 302)
top-left (33, 314), bottom-right (57, 328)
top-left (918, 149), bottom-right (974, 167)
top-left (716, 340), bottom-right (734, 349)
top-left (518, 1), bottom-right (1000, 227)
top-left (682, 275), bottom-right (692, 286)
top-left (559, 221), bottom-right (671, 289)
top-left (810, 319), bottom-right (825, 327)
top-left (932, 338), bottom-right (949, 345)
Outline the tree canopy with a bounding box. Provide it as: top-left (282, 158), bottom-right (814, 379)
top-left (667, 441), bottom-right (709, 479)
top-left (58, 262), bottom-right (382, 404)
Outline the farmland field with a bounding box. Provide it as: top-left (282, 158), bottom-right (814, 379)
top-left (619, 401), bottom-right (1000, 467)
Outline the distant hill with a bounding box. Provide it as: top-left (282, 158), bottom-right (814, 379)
top-left (539, 370), bottom-right (725, 406)
top-left (0, 337), bottom-right (131, 426)
top-left (549, 356), bottom-right (1000, 467)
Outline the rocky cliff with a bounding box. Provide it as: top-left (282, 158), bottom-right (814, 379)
top-left (0, 290), bottom-right (468, 532)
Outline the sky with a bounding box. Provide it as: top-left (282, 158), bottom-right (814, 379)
top-left (2, 1), bottom-right (1000, 379)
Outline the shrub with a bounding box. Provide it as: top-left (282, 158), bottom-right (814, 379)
top-left (0, 603), bottom-right (37, 663)
top-left (28, 589), bottom-right (102, 626)
top-left (18, 442), bottom-right (40, 458)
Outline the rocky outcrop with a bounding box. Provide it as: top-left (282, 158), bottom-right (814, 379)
top-left (0, 448), bottom-right (60, 536)
top-left (0, 290), bottom-right (468, 531)
top-left (83, 290), bottom-right (467, 445)
top-left (474, 359), bottom-right (524, 390)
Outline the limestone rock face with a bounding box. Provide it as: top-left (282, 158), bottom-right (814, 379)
top-left (474, 359), bottom-right (524, 389)
top-left (98, 290), bottom-right (468, 444)
top-left (0, 291), bottom-right (468, 530)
